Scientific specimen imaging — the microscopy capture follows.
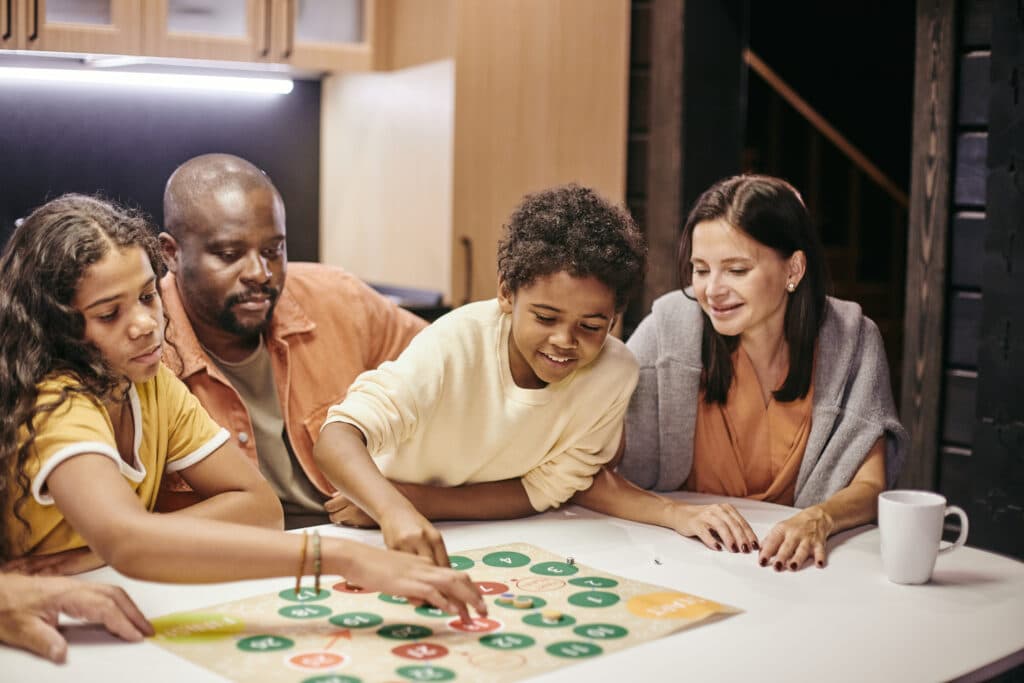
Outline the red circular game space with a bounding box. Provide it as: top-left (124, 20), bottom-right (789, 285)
top-left (447, 617), bottom-right (502, 633)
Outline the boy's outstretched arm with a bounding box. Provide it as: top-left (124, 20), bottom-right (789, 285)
top-left (315, 422), bottom-right (451, 567)
top-left (327, 479), bottom-right (537, 525)
top-left (571, 467), bottom-right (759, 553)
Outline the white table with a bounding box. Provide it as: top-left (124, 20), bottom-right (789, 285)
top-left (4, 493), bottom-right (1024, 682)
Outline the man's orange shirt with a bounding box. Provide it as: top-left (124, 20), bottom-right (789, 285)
top-left (157, 263), bottom-right (426, 509)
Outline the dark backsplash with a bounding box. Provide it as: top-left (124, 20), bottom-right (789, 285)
top-left (0, 77), bottom-right (321, 262)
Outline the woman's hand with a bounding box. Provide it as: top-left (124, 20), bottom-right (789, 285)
top-left (2, 548), bottom-right (106, 576)
top-left (667, 501), bottom-right (760, 553)
top-left (338, 543), bottom-right (486, 624)
top-left (758, 506), bottom-right (834, 570)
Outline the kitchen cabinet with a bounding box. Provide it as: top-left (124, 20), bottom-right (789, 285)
top-left (2, 0), bottom-right (141, 54)
top-left (143, 0), bottom-right (373, 71)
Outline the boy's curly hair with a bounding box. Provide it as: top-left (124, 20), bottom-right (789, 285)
top-left (497, 184), bottom-right (646, 309)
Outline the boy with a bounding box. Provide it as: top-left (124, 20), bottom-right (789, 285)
top-left (314, 185), bottom-right (646, 565)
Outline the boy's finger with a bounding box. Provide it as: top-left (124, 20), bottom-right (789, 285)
top-left (7, 618), bottom-right (68, 663)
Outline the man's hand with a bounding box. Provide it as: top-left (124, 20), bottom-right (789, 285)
top-left (379, 506), bottom-right (451, 568)
top-left (2, 547), bottom-right (106, 576)
top-left (324, 492), bottom-right (377, 528)
top-left (0, 574), bottom-right (153, 663)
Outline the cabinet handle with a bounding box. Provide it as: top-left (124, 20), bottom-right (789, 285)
top-left (27, 0), bottom-right (38, 41)
top-left (282, 0), bottom-right (294, 58)
top-left (2, 0), bottom-right (11, 41)
top-left (259, 0), bottom-right (271, 56)
top-left (460, 236), bottom-right (473, 305)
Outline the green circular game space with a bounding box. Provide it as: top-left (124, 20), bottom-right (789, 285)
top-left (493, 595), bottom-right (547, 610)
top-left (479, 632), bottom-right (536, 650)
top-left (329, 612), bottom-right (383, 629)
top-left (523, 612), bottom-right (576, 628)
top-left (378, 624), bottom-right (434, 640)
top-left (530, 561), bottom-right (579, 576)
top-left (573, 623), bottom-right (628, 639)
top-left (567, 590), bottom-right (620, 608)
top-left (302, 676), bottom-right (362, 683)
top-left (396, 664), bottom-right (456, 681)
top-left (482, 551), bottom-right (531, 568)
top-left (278, 604), bottom-right (332, 619)
top-left (236, 634), bottom-right (294, 652)
top-left (278, 587), bottom-right (331, 602)
top-left (545, 640), bottom-right (603, 658)
top-left (569, 576), bottom-right (619, 588)
top-left (448, 555), bottom-right (475, 570)
top-left (378, 593), bottom-right (411, 605)
top-left (415, 605), bottom-right (453, 618)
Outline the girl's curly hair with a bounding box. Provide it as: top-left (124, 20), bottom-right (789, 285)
top-left (0, 194), bottom-right (162, 560)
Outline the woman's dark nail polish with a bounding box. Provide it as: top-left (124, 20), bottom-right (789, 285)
top-left (789, 562), bottom-right (797, 571)
top-left (715, 543), bottom-right (722, 551)
top-left (731, 544), bottom-right (738, 553)
top-left (741, 544), bottom-right (748, 553)
top-left (759, 557), bottom-right (768, 567)
top-left (774, 562), bottom-right (783, 571)
top-left (816, 561), bottom-right (824, 568)
top-left (752, 542), bottom-right (760, 551)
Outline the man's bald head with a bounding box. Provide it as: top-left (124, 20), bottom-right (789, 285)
top-left (163, 153), bottom-right (283, 239)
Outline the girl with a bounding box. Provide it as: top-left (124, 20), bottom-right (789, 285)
top-left (0, 195), bottom-right (484, 619)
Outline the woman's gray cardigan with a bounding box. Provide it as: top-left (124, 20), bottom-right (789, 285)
top-left (619, 291), bottom-right (908, 508)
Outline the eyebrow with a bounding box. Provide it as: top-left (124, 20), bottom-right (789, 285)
top-left (83, 276), bottom-right (157, 311)
top-left (532, 304), bottom-right (610, 320)
top-left (691, 256), bottom-right (754, 264)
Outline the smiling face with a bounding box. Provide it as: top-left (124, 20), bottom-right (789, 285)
top-left (74, 245), bottom-right (165, 386)
top-left (162, 184), bottom-right (287, 354)
top-left (690, 218), bottom-right (805, 343)
top-left (498, 270), bottom-right (618, 389)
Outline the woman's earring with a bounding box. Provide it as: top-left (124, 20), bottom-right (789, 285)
top-left (786, 282), bottom-right (796, 293)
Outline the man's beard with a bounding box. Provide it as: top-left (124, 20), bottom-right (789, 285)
top-left (216, 286), bottom-right (280, 340)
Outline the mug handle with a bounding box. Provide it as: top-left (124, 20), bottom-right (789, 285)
top-left (938, 505), bottom-right (969, 553)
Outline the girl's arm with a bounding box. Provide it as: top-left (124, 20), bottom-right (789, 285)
top-left (758, 438), bottom-right (886, 570)
top-left (173, 442), bottom-right (284, 528)
top-left (44, 453), bottom-right (487, 619)
top-left (315, 422), bottom-right (452, 567)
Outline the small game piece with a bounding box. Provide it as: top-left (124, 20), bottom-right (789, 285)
top-left (512, 596), bottom-right (534, 609)
top-left (541, 610), bottom-right (562, 624)
top-left (566, 556), bottom-right (575, 566)
top-left (495, 592), bottom-right (515, 606)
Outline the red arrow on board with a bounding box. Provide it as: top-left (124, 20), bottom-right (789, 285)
top-left (324, 629), bottom-right (351, 649)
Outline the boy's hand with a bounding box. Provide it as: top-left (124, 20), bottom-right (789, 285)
top-left (380, 506), bottom-right (451, 568)
top-left (324, 493), bottom-right (378, 528)
top-left (667, 501), bottom-right (760, 553)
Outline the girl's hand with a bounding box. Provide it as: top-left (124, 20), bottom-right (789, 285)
top-left (758, 506), bottom-right (834, 570)
top-left (667, 502), bottom-right (759, 553)
top-left (324, 493), bottom-right (378, 528)
top-left (2, 548), bottom-right (106, 576)
top-left (339, 544), bottom-right (486, 624)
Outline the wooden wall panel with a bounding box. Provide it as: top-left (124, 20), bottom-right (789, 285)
top-left (451, 0), bottom-right (630, 304)
top-left (900, 0), bottom-right (957, 489)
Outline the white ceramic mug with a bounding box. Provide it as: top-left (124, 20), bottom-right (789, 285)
top-left (878, 490), bottom-right (969, 584)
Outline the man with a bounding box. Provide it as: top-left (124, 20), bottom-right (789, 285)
top-left (158, 153), bottom-right (426, 527)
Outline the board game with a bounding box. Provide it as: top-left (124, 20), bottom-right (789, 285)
top-left (150, 543), bottom-right (738, 683)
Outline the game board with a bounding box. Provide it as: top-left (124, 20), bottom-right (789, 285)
top-left (150, 543), bottom-right (738, 683)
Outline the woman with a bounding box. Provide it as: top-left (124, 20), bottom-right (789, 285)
top-left (617, 174), bottom-right (908, 570)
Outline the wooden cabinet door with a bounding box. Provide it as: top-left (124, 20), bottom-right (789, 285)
top-left (1, 0), bottom-right (22, 49)
top-left (144, 0), bottom-right (270, 62)
top-left (20, 0), bottom-right (142, 54)
top-left (270, 0), bottom-right (372, 71)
